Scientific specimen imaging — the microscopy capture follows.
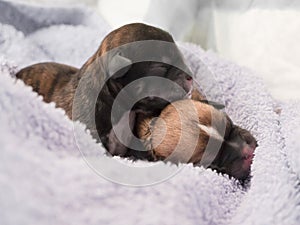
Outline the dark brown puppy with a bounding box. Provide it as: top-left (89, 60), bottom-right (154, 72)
top-left (16, 23), bottom-right (194, 157)
top-left (136, 99), bottom-right (257, 181)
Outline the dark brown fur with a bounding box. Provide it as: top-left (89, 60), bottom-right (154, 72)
top-left (16, 62), bottom-right (78, 118)
top-left (16, 23), bottom-right (194, 156)
top-left (137, 99), bottom-right (257, 181)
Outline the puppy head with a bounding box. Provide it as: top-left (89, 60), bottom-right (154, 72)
top-left (210, 123), bottom-right (257, 181)
top-left (99, 23), bottom-right (175, 55)
top-left (137, 99), bottom-right (257, 181)
top-left (98, 23), bottom-right (193, 113)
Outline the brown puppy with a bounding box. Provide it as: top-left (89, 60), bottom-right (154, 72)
top-left (136, 99), bottom-right (257, 181)
top-left (16, 23), bottom-right (194, 157)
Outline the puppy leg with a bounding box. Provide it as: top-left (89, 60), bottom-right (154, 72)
top-left (107, 110), bottom-right (136, 156)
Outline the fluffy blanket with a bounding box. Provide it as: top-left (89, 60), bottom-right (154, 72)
top-left (0, 1), bottom-right (299, 224)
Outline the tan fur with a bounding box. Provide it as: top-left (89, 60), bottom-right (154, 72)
top-left (137, 99), bottom-right (226, 163)
top-left (191, 89), bottom-right (206, 101)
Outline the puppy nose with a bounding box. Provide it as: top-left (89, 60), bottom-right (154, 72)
top-left (243, 144), bottom-right (255, 160)
top-left (185, 75), bottom-right (193, 81)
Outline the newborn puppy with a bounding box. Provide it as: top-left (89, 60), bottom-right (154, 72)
top-left (16, 23), bottom-right (193, 157)
top-left (136, 99), bottom-right (257, 181)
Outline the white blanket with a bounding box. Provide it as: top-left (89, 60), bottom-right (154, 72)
top-left (0, 1), bottom-right (299, 224)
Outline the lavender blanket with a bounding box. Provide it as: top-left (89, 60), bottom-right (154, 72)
top-left (0, 1), bottom-right (299, 224)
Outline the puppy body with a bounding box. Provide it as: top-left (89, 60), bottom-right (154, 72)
top-left (16, 23), bottom-right (194, 156)
top-left (136, 99), bottom-right (257, 180)
top-left (16, 62), bottom-right (78, 118)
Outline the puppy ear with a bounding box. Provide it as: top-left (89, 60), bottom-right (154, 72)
top-left (107, 53), bottom-right (132, 78)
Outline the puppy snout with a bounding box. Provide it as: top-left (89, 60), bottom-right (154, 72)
top-left (185, 74), bottom-right (193, 81)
